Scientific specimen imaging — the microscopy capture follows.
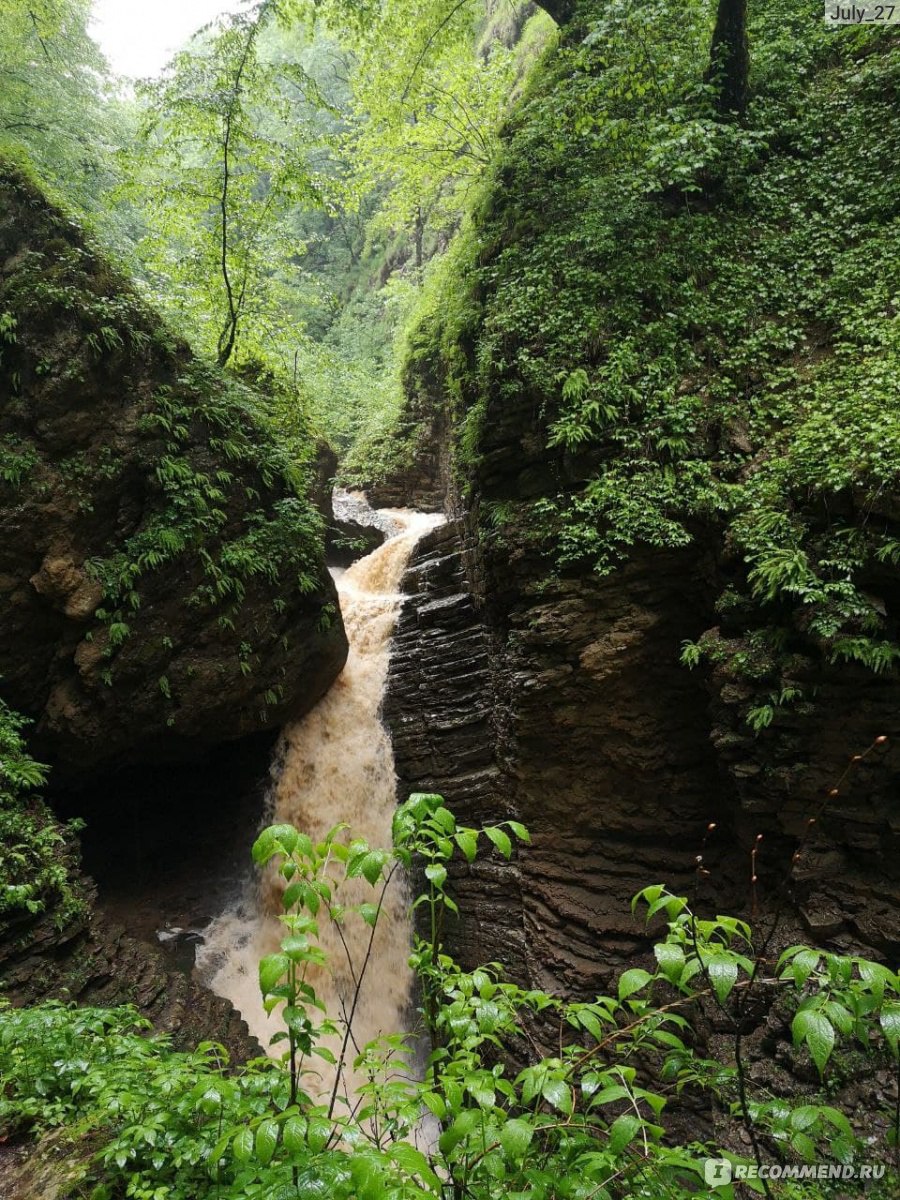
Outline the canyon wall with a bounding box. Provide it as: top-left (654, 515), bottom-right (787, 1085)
top-left (0, 162), bottom-right (346, 1051)
top-left (381, 10), bottom-right (900, 995)
top-left (384, 483), bottom-right (900, 1003)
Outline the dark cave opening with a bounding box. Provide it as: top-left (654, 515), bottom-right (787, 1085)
top-left (50, 731), bottom-right (277, 964)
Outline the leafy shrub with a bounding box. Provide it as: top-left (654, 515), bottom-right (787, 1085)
top-left (0, 700), bottom-right (86, 929)
top-left (2, 793), bottom-right (898, 1199)
top-left (399, 0), bottom-right (900, 699)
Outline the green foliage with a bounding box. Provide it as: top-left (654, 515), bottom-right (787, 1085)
top-left (0, 700), bottom-right (85, 928)
top-left (0, 433), bottom-right (36, 487)
top-left (0, 0), bottom-right (124, 226)
top-left (344, 0), bottom-right (551, 256)
top-left (105, 1), bottom-right (554, 481)
top-left (3, 797), bottom-right (898, 1199)
top-left (0, 1001), bottom-right (294, 1199)
top-left (124, 5), bottom-right (335, 372)
top-left (86, 417), bottom-right (324, 655)
top-left (396, 0), bottom-right (900, 694)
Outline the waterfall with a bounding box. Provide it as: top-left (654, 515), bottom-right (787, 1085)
top-left (196, 505), bottom-right (442, 1102)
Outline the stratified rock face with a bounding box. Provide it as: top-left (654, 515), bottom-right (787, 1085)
top-left (381, 352), bottom-right (900, 988)
top-left (384, 520), bottom-right (527, 978)
top-left (0, 164), bottom-right (348, 777)
top-left (386, 511), bottom-right (900, 1002)
top-left (386, 521), bottom-right (748, 999)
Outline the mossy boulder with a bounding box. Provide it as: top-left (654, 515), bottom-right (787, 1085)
top-left (0, 163), bottom-right (347, 778)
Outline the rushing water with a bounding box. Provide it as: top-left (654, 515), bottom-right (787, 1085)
top-left (196, 505), bottom-right (442, 1104)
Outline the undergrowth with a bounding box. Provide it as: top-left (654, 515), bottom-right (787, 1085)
top-left (1, 786), bottom-right (898, 1199)
top-left (0, 700), bottom-right (86, 934)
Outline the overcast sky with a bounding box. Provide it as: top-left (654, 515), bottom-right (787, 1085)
top-left (90, 0), bottom-right (239, 78)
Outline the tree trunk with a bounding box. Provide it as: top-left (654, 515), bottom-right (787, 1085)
top-left (414, 206), bottom-right (425, 275)
top-left (706, 0), bottom-right (749, 117)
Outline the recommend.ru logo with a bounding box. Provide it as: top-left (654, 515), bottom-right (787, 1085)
top-left (703, 1159), bottom-right (887, 1187)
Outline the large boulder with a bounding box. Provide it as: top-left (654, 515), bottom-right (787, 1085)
top-left (0, 163), bottom-right (347, 777)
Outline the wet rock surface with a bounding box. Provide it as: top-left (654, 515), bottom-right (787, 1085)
top-left (327, 489), bottom-right (390, 566)
top-left (385, 513), bottom-right (900, 997)
top-left (0, 873), bottom-right (260, 1062)
top-left (386, 520), bottom-right (748, 996)
top-left (384, 519), bottom-right (525, 976)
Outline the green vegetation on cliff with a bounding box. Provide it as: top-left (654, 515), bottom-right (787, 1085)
top-left (0, 701), bottom-right (85, 932)
top-left (1, 164), bottom-right (326, 619)
top-left (397, 0), bottom-right (900, 723)
top-left (0, 161), bottom-right (346, 775)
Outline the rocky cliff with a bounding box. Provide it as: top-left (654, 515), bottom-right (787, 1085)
top-left (0, 163), bottom-right (347, 778)
top-left (382, 8), bottom-right (900, 999)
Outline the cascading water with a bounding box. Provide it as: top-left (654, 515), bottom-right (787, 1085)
top-left (196, 504), bottom-right (442, 1102)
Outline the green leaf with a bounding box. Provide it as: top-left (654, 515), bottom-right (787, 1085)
top-left (307, 1117), bottom-right (331, 1153)
top-left (485, 826), bottom-right (512, 859)
top-left (422, 1092), bottom-right (446, 1120)
top-left (819, 1106), bottom-right (854, 1139)
top-left (468, 1079), bottom-right (495, 1109)
top-left (618, 968), bottom-right (653, 1001)
top-left (880, 1002), bottom-right (900, 1057)
top-left (653, 942), bottom-right (685, 982)
top-left (432, 806), bottom-right (456, 831)
top-left (282, 935), bottom-right (310, 960)
top-left (254, 824), bottom-right (298, 864)
top-left (790, 949), bottom-right (821, 987)
top-left (792, 1009), bottom-right (835, 1074)
top-left (506, 820), bottom-right (530, 843)
top-left (259, 953), bottom-right (290, 995)
top-left (358, 902), bottom-right (379, 927)
top-left (576, 1009), bottom-right (606, 1041)
top-left (790, 1131), bottom-right (817, 1161)
top-left (858, 960), bottom-right (894, 1004)
top-left (232, 1127), bottom-right (254, 1162)
top-left (608, 1113), bottom-right (641, 1155)
top-left (255, 1119), bottom-right (278, 1165)
top-left (360, 851), bottom-right (386, 885)
top-left (438, 1109), bottom-right (480, 1155)
top-left (251, 828), bottom-right (277, 866)
top-left (390, 1142), bottom-right (440, 1188)
top-left (541, 1077), bottom-right (572, 1113)
top-left (589, 1084), bottom-right (629, 1106)
top-left (500, 1118), bottom-right (534, 1161)
top-left (455, 830), bottom-right (478, 862)
top-left (706, 957), bottom-right (739, 1004)
top-left (282, 881), bottom-right (305, 910)
top-left (283, 1116), bottom-right (307, 1153)
top-left (425, 862), bottom-right (448, 888)
top-left (789, 1105), bottom-right (820, 1131)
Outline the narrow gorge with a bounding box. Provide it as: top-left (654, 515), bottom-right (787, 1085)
top-left (198, 503), bottom-right (443, 1092)
top-left (3, 2), bottom-right (900, 1197)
